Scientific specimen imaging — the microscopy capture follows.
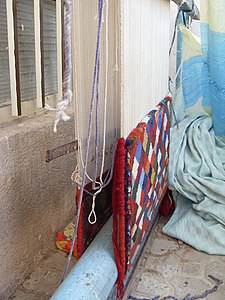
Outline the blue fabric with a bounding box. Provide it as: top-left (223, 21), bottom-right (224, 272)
top-left (182, 55), bottom-right (203, 108)
top-left (163, 111), bottom-right (225, 254)
top-left (164, 1), bottom-right (225, 255)
top-left (181, 16), bottom-right (225, 137)
top-left (202, 24), bottom-right (225, 136)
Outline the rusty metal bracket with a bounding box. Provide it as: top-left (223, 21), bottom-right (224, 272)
top-left (46, 140), bottom-right (78, 162)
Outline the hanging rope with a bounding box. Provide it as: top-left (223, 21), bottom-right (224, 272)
top-left (168, 5), bottom-right (183, 129)
top-left (61, 0), bottom-right (107, 282)
top-left (45, 0), bottom-right (72, 133)
top-left (95, 0), bottom-right (109, 189)
top-left (71, 0), bottom-right (112, 226)
top-left (169, 7), bottom-right (182, 57)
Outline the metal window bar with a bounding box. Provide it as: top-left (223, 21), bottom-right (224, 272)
top-left (6, 0), bottom-right (64, 116)
top-left (56, 0), bottom-right (63, 101)
top-left (6, 0), bottom-right (22, 116)
top-left (61, 0), bottom-right (65, 80)
top-left (39, 0), bottom-right (45, 108)
top-left (34, 0), bottom-right (45, 108)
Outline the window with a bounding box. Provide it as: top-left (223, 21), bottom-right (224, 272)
top-left (0, 0), bottom-right (63, 122)
top-left (0, 1), bottom-right (11, 107)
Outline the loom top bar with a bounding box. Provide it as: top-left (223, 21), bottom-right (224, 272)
top-left (172, 0), bottom-right (200, 20)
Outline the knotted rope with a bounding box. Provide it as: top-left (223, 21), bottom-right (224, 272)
top-left (45, 0), bottom-right (72, 133)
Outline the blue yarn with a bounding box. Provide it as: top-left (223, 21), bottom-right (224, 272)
top-left (61, 0), bottom-right (106, 282)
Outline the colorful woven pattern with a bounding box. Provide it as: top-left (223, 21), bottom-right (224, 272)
top-left (112, 97), bottom-right (171, 298)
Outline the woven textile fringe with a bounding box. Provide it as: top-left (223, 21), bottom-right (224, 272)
top-left (112, 138), bottom-right (126, 299)
top-left (76, 188), bottom-right (84, 258)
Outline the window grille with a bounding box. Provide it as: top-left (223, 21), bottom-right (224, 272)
top-left (0, 0), bottom-right (64, 118)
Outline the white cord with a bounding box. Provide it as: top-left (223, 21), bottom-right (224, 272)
top-left (71, 0), bottom-right (110, 225)
top-left (87, 0), bottom-right (109, 224)
top-left (99, 0), bottom-right (109, 185)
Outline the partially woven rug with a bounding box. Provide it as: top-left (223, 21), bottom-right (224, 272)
top-left (76, 178), bottom-right (113, 258)
top-left (56, 177), bottom-right (112, 259)
top-left (112, 97), bottom-right (171, 298)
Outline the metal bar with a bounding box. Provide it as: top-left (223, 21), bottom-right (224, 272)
top-left (61, 0), bottom-right (65, 78)
top-left (6, 0), bottom-right (22, 116)
top-left (46, 140), bottom-right (78, 162)
top-left (56, 0), bottom-right (63, 101)
top-left (172, 0), bottom-right (200, 20)
top-left (12, 0), bottom-right (22, 115)
top-left (34, 0), bottom-right (45, 108)
top-left (39, 0), bottom-right (45, 107)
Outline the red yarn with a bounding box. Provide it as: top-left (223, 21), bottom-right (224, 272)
top-left (159, 190), bottom-right (175, 217)
top-left (76, 188), bottom-right (84, 258)
top-left (112, 138), bottom-right (126, 299)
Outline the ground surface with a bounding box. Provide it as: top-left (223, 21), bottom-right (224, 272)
top-left (124, 217), bottom-right (225, 300)
top-left (8, 251), bottom-right (76, 300)
top-left (8, 216), bottom-right (225, 300)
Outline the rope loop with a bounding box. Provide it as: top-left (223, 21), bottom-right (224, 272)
top-left (88, 195), bottom-right (97, 224)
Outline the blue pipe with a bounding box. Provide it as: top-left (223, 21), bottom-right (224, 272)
top-left (51, 217), bottom-right (117, 300)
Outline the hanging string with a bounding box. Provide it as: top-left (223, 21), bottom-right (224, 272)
top-left (168, 5), bottom-right (183, 129)
top-left (91, 0), bottom-right (109, 192)
top-left (71, 0), bottom-right (110, 226)
top-left (99, 0), bottom-right (109, 186)
top-left (45, 0), bottom-right (72, 133)
top-left (92, 0), bottom-right (103, 190)
top-left (71, 139), bottom-right (117, 224)
top-left (182, 11), bottom-right (187, 27)
top-left (88, 0), bottom-right (110, 223)
top-left (169, 7), bottom-right (182, 57)
top-left (61, 0), bottom-right (106, 282)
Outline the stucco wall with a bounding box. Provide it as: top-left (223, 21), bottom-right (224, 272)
top-left (0, 110), bottom-right (76, 298)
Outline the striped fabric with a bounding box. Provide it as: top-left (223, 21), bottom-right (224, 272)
top-left (180, 0), bottom-right (225, 138)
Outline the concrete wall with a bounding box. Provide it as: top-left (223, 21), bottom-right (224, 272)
top-left (0, 110), bottom-right (76, 298)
